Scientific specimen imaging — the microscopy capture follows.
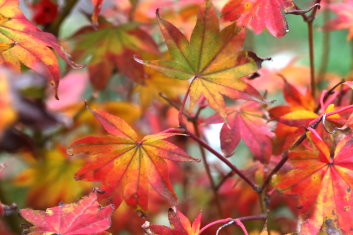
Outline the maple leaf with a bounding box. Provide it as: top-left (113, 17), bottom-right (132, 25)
top-left (207, 101), bottom-right (273, 162)
top-left (149, 208), bottom-right (202, 235)
top-left (14, 146), bottom-right (92, 209)
top-left (221, 0), bottom-right (294, 37)
top-left (269, 79), bottom-right (347, 153)
top-left (134, 68), bottom-right (188, 109)
top-left (72, 22), bottom-right (159, 90)
top-left (20, 192), bottom-right (114, 235)
top-left (135, 0), bottom-right (262, 118)
top-left (325, 0), bottom-right (353, 40)
top-left (277, 130), bottom-right (353, 234)
top-left (219, 162), bottom-right (263, 217)
top-left (270, 79), bottom-right (316, 127)
top-left (0, 0), bottom-right (82, 97)
top-left (69, 109), bottom-right (198, 210)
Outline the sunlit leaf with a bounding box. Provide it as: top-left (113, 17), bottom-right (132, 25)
top-left (277, 131), bottom-right (353, 234)
top-left (69, 109), bottom-right (198, 210)
top-left (136, 0), bottom-right (262, 118)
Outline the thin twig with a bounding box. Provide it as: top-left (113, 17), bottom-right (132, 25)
top-left (199, 215), bottom-right (266, 234)
top-left (185, 129), bottom-right (260, 192)
top-left (308, 21), bottom-right (316, 98)
top-left (259, 115), bottom-right (323, 192)
top-left (179, 77), bottom-right (196, 128)
top-left (287, 1), bottom-right (321, 98)
top-left (314, 79), bottom-right (345, 112)
top-left (216, 219), bottom-right (247, 235)
top-left (159, 93), bottom-right (192, 120)
top-left (215, 171), bottom-right (235, 191)
top-left (318, 9), bottom-right (332, 80)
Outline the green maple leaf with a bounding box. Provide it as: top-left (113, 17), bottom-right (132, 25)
top-left (135, 0), bottom-right (263, 118)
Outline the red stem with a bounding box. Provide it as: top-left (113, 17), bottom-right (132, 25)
top-left (308, 21), bottom-right (316, 98)
top-left (325, 104), bottom-right (353, 117)
top-left (199, 215), bottom-right (266, 234)
top-left (185, 129), bottom-right (259, 192)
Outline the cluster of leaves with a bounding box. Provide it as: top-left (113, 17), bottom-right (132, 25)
top-left (0, 0), bottom-right (353, 234)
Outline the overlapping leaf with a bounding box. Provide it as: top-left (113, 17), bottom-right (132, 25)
top-left (14, 146), bottom-right (92, 209)
top-left (72, 22), bottom-right (159, 90)
top-left (135, 0), bottom-right (262, 118)
top-left (69, 109), bottom-right (197, 210)
top-left (277, 131), bottom-right (353, 234)
top-left (20, 192), bottom-right (114, 235)
top-left (222, 0), bottom-right (294, 37)
top-left (207, 101), bottom-right (273, 162)
top-left (325, 0), bottom-right (353, 40)
top-left (269, 80), bottom-right (343, 152)
top-left (0, 0), bottom-right (81, 97)
top-left (149, 208), bottom-right (202, 235)
top-left (270, 79), bottom-right (316, 127)
top-left (134, 68), bottom-right (188, 109)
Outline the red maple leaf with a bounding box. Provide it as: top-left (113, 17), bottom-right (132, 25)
top-left (277, 130), bottom-right (353, 234)
top-left (69, 109), bottom-right (198, 210)
top-left (207, 101), bottom-right (273, 162)
top-left (20, 192), bottom-right (114, 235)
top-left (222, 0), bottom-right (294, 37)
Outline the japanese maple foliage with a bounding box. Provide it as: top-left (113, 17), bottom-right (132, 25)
top-left (20, 192), bottom-right (114, 235)
top-left (222, 0), bottom-right (295, 37)
top-left (135, 0), bottom-right (262, 118)
top-left (1, 0), bottom-right (353, 234)
top-left (0, 0), bottom-right (82, 97)
top-left (207, 101), bottom-right (273, 162)
top-left (277, 129), bottom-right (353, 234)
top-left (69, 108), bottom-right (198, 210)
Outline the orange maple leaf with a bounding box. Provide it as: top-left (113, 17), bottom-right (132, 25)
top-left (20, 192), bottom-right (114, 235)
top-left (69, 109), bottom-right (198, 210)
top-left (277, 130), bottom-right (353, 234)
